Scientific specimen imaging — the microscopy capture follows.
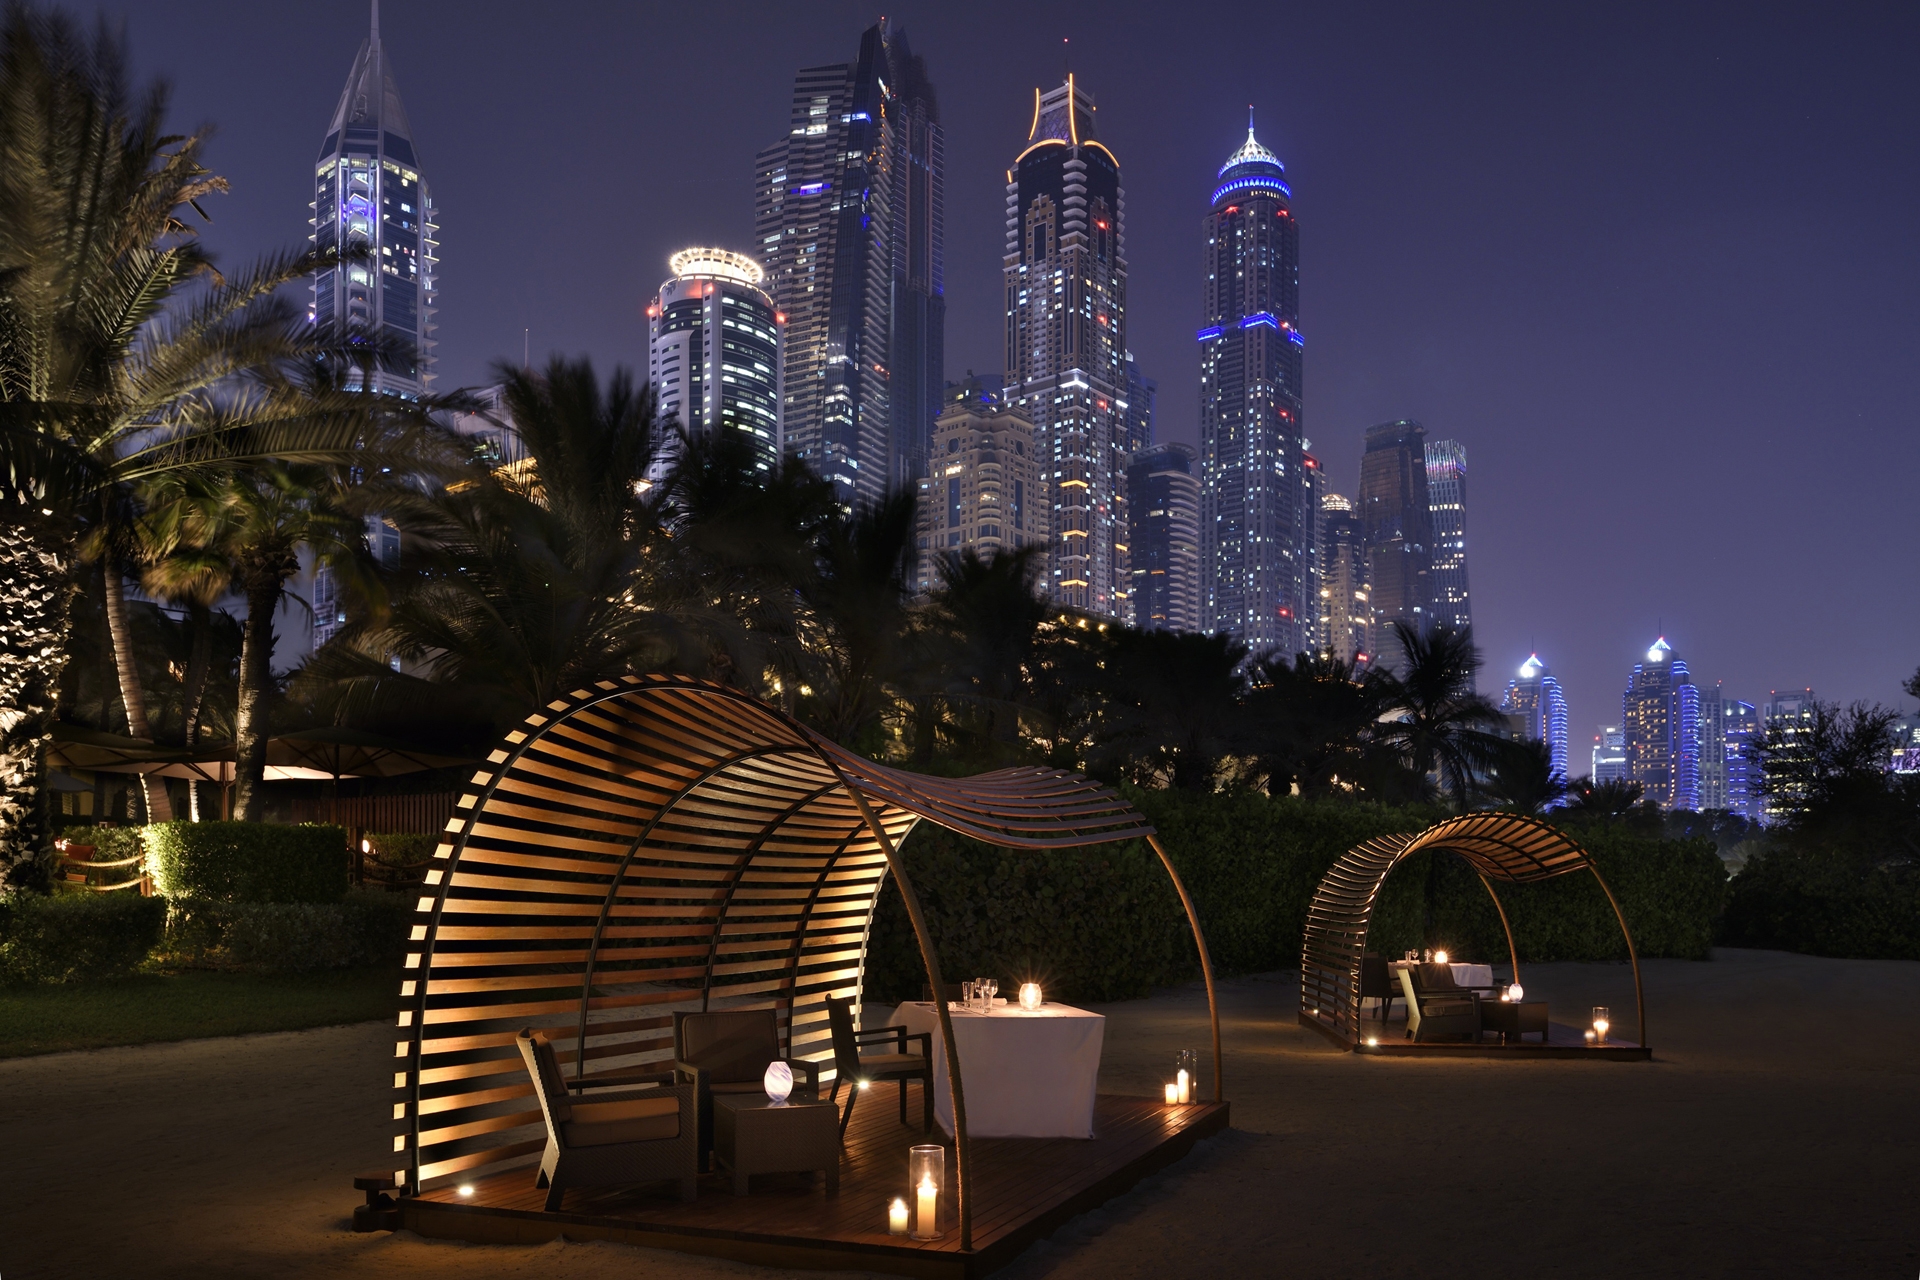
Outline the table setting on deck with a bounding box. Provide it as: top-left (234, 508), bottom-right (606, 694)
top-left (892, 980), bottom-right (1105, 1139)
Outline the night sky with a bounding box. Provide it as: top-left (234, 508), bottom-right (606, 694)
top-left (128, 1), bottom-right (1920, 748)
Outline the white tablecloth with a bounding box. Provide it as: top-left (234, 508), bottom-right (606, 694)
top-left (1387, 962), bottom-right (1494, 990)
top-left (890, 1001), bottom-right (1104, 1139)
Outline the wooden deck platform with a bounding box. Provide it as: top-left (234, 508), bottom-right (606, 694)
top-left (400, 1084), bottom-right (1230, 1279)
top-left (1301, 1008), bottom-right (1652, 1060)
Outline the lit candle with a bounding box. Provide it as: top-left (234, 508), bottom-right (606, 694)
top-left (888, 1197), bottom-right (909, 1236)
top-left (1019, 982), bottom-right (1043, 1011)
top-left (1593, 1017), bottom-right (1609, 1042)
top-left (1584, 1029), bottom-right (1597, 1044)
top-left (916, 1174), bottom-right (938, 1237)
top-left (1433, 949), bottom-right (1449, 965)
top-left (1176, 1068), bottom-right (1190, 1104)
top-left (1164, 1081), bottom-right (1179, 1105)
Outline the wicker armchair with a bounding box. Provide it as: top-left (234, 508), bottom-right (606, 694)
top-left (516, 1029), bottom-right (698, 1209)
top-left (1397, 965), bottom-right (1483, 1042)
top-left (673, 1009), bottom-right (821, 1170)
top-left (824, 995), bottom-right (932, 1139)
top-left (1360, 953), bottom-right (1396, 1022)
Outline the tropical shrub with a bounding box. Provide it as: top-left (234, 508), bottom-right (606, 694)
top-left (161, 889), bottom-right (412, 971)
top-left (0, 891), bottom-right (167, 984)
top-left (145, 821), bottom-right (347, 903)
top-left (1721, 850), bottom-right (1920, 960)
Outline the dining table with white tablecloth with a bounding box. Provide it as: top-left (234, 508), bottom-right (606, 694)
top-left (890, 1000), bottom-right (1104, 1139)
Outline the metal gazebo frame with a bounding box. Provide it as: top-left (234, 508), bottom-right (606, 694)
top-left (1299, 812), bottom-right (1647, 1051)
top-left (389, 675), bottom-right (1221, 1252)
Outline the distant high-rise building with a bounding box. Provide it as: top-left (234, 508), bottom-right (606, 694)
top-left (1127, 445), bottom-right (1201, 633)
top-left (1121, 352), bottom-right (1156, 455)
top-left (912, 386), bottom-right (1044, 596)
top-left (646, 249), bottom-right (783, 477)
top-left (1722, 699), bottom-right (1764, 822)
top-left (1762, 688), bottom-right (1817, 824)
top-left (1697, 681), bottom-right (1728, 810)
top-left (1424, 439), bottom-right (1471, 637)
top-left (1003, 75), bottom-right (1130, 620)
top-left (1356, 420), bottom-right (1431, 660)
top-left (1501, 653), bottom-right (1570, 782)
top-left (1592, 726), bottom-right (1628, 785)
top-left (1316, 493), bottom-right (1372, 666)
top-left (757, 20), bottom-right (942, 509)
top-left (1623, 637), bottom-right (1700, 810)
top-left (1198, 118), bottom-right (1309, 655)
top-left (309, 5), bottom-right (437, 397)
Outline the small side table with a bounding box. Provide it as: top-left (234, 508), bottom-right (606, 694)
top-left (713, 1095), bottom-right (840, 1196)
top-left (1479, 999), bottom-right (1549, 1045)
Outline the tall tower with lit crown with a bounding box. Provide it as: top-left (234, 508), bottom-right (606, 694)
top-left (309, 1), bottom-right (436, 396)
top-left (1198, 115), bottom-right (1308, 653)
top-left (1003, 75), bottom-right (1130, 619)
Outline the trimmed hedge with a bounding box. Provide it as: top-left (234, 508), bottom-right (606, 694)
top-left (0, 892), bottom-right (167, 984)
top-left (865, 793), bottom-right (1727, 1004)
top-left (366, 832), bottom-right (438, 867)
top-left (145, 821), bottom-right (348, 904)
top-left (1721, 851), bottom-right (1920, 960)
top-left (161, 890), bottom-right (414, 972)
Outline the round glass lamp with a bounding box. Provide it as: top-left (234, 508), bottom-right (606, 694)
top-left (1018, 982), bottom-right (1043, 1011)
top-left (763, 1060), bottom-right (793, 1105)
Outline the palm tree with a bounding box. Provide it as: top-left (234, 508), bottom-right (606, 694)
top-left (0, 10), bottom-right (428, 873)
top-left (1370, 621), bottom-right (1506, 810)
top-left (794, 490), bottom-right (919, 751)
top-left (1092, 629), bottom-right (1248, 790)
top-left (1478, 737), bottom-right (1571, 814)
top-left (925, 546), bottom-right (1051, 762)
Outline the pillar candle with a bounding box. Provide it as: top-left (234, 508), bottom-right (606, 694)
top-left (1164, 1082), bottom-right (1179, 1105)
top-left (1176, 1069), bottom-right (1190, 1104)
top-left (916, 1175), bottom-right (938, 1237)
top-left (888, 1198), bottom-right (909, 1235)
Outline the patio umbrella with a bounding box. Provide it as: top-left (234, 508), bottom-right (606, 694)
top-left (265, 729), bottom-right (473, 827)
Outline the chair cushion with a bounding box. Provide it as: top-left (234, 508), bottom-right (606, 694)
top-left (680, 1010), bottom-right (780, 1084)
top-left (856, 1053), bottom-right (927, 1072)
top-left (710, 1079), bottom-right (770, 1094)
top-left (1421, 998), bottom-right (1476, 1017)
top-left (563, 1094), bottom-right (680, 1147)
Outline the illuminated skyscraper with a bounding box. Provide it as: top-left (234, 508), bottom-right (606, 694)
top-left (1425, 439), bottom-right (1471, 636)
top-left (1592, 726), bottom-right (1628, 785)
top-left (1623, 637), bottom-right (1700, 810)
top-left (1502, 653), bottom-right (1570, 782)
top-left (1003, 75), bottom-right (1131, 619)
top-left (913, 382), bottom-right (1043, 597)
top-left (1316, 493), bottom-right (1371, 666)
top-left (756, 21), bottom-right (942, 509)
top-left (1127, 445), bottom-right (1201, 633)
top-left (1122, 352), bottom-right (1156, 455)
top-left (1762, 688), bottom-right (1817, 824)
top-left (309, 4), bottom-right (436, 396)
top-left (1721, 698), bottom-right (1764, 822)
top-left (646, 249), bottom-right (783, 476)
top-left (1198, 118), bottom-right (1309, 654)
top-left (1356, 420), bottom-right (1431, 657)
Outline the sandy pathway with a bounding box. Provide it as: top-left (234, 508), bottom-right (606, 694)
top-left (2, 948), bottom-right (1915, 1278)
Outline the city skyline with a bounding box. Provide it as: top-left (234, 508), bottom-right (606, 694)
top-left (124, 1), bottom-right (1920, 727)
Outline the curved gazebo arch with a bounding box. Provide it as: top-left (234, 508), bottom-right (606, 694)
top-left (1299, 812), bottom-right (1645, 1051)
top-left (389, 674), bottom-right (1220, 1252)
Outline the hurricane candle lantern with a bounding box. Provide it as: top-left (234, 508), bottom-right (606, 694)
top-left (1019, 981), bottom-right (1043, 1011)
top-left (909, 1144), bottom-right (944, 1240)
top-left (1591, 1006), bottom-right (1610, 1043)
top-left (1432, 949), bottom-right (1449, 965)
top-left (1175, 1049), bottom-right (1197, 1104)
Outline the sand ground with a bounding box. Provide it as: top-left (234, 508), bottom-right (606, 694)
top-left (2, 948), bottom-right (1915, 1279)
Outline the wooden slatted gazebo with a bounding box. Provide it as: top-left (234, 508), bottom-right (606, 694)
top-left (389, 674), bottom-right (1222, 1253)
top-left (1299, 812), bottom-right (1647, 1055)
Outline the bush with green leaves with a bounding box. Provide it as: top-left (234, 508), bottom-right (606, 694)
top-left (365, 832), bottom-right (438, 867)
top-left (1721, 850), bottom-right (1920, 960)
top-left (161, 889), bottom-right (413, 972)
top-left (864, 793), bottom-right (1726, 1004)
top-left (0, 891), bottom-right (167, 984)
top-left (145, 821), bottom-right (348, 904)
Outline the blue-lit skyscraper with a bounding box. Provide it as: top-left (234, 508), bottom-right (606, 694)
top-left (309, 5), bottom-right (436, 396)
top-left (1198, 118), bottom-right (1309, 655)
top-left (1425, 440), bottom-right (1471, 637)
top-left (1502, 653), bottom-right (1570, 783)
top-left (1722, 699), bottom-right (1764, 822)
top-left (1623, 637), bottom-right (1701, 810)
top-left (647, 249), bottom-right (784, 477)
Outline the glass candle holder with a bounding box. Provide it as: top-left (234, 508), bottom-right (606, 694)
top-left (1591, 1006), bottom-right (1611, 1043)
top-left (1432, 949), bottom-right (1450, 965)
top-left (763, 1060), bottom-right (793, 1105)
top-left (1175, 1049), bottom-right (1198, 1103)
top-left (1019, 982), bottom-right (1043, 1011)
top-left (909, 1144), bottom-right (945, 1240)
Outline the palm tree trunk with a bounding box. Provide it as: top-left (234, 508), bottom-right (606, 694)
top-left (0, 518), bottom-right (73, 888)
top-left (232, 576), bottom-right (280, 822)
top-left (181, 601), bottom-right (212, 821)
top-left (101, 563), bottom-right (173, 822)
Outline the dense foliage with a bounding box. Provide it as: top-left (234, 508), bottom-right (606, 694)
top-left (161, 890), bottom-right (411, 971)
top-left (0, 892), bottom-right (166, 984)
top-left (144, 821), bottom-right (347, 903)
top-left (865, 794), bottom-right (1725, 1004)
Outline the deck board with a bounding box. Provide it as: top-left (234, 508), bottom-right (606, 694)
top-left (401, 1084), bottom-right (1228, 1278)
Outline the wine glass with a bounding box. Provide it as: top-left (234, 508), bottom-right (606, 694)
top-left (984, 978), bottom-right (999, 1008)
